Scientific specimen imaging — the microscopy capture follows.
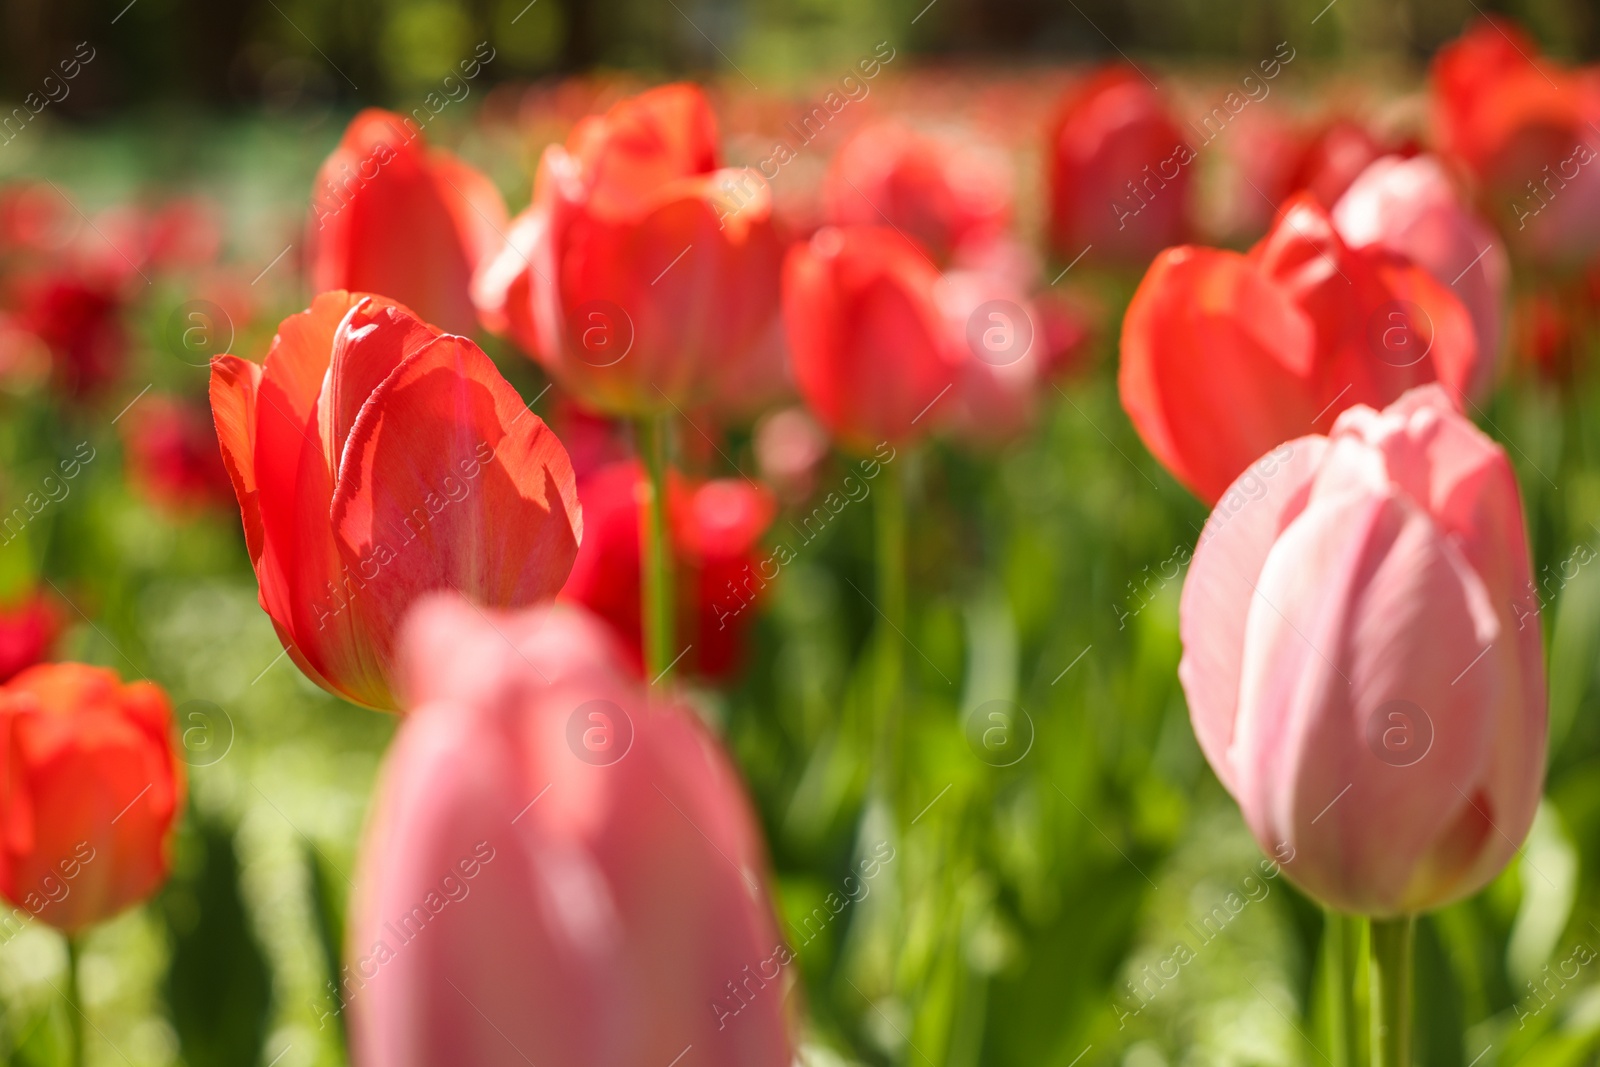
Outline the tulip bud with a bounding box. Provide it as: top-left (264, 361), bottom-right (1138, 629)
top-left (209, 291), bottom-right (582, 710)
top-left (1179, 386), bottom-right (1546, 915)
top-left (347, 595), bottom-right (793, 1067)
top-left (308, 109), bottom-right (508, 337)
top-left (1120, 193), bottom-right (1480, 503)
top-left (1047, 64), bottom-right (1193, 267)
top-left (1334, 154), bottom-right (1509, 397)
top-left (0, 664), bottom-right (184, 932)
top-left (783, 225), bottom-right (964, 452)
top-left (476, 84), bottom-right (784, 417)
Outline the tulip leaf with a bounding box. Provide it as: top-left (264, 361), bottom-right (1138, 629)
top-left (161, 811), bottom-right (273, 1067)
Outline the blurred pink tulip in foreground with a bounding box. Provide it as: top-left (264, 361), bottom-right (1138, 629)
top-left (1179, 385), bottom-right (1545, 915)
top-left (347, 594), bottom-right (793, 1067)
top-left (1333, 154), bottom-right (1509, 398)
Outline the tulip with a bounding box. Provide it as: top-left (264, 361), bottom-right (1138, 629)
top-left (1120, 192), bottom-right (1479, 503)
top-left (1179, 385), bottom-right (1545, 915)
top-left (121, 394), bottom-right (234, 514)
top-left (1333, 154), bottom-right (1510, 397)
top-left (1430, 17), bottom-right (1600, 266)
top-left (0, 591), bottom-right (60, 684)
top-left (209, 291), bottom-right (582, 710)
top-left (783, 225), bottom-right (965, 452)
top-left (0, 663), bottom-right (184, 932)
top-left (561, 460), bottom-right (776, 680)
top-left (1047, 64), bottom-right (1193, 267)
top-left (347, 594), bottom-right (793, 1067)
top-left (822, 122), bottom-right (1012, 263)
top-left (308, 109), bottom-right (508, 337)
top-left (10, 270), bottom-right (127, 398)
top-left (475, 84), bottom-right (785, 416)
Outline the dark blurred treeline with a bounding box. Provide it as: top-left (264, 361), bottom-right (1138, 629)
top-left (0, 0), bottom-right (1596, 113)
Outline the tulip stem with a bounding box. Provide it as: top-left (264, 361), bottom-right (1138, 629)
top-left (1369, 915), bottom-right (1414, 1067)
top-left (1322, 910), bottom-right (1360, 1067)
top-left (874, 458), bottom-right (907, 787)
top-left (66, 936), bottom-right (86, 1067)
top-left (637, 413), bottom-right (676, 683)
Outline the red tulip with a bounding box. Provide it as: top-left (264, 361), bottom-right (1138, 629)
top-left (347, 594), bottom-right (793, 1067)
top-left (308, 109), bottom-right (508, 336)
top-left (122, 395), bottom-right (234, 514)
top-left (209, 291), bottom-right (582, 710)
top-left (0, 663), bottom-right (184, 932)
top-left (0, 592), bottom-right (60, 684)
top-left (1282, 118), bottom-right (1390, 209)
top-left (9, 270), bottom-right (126, 398)
top-left (1047, 64), bottom-right (1193, 267)
top-left (1431, 17), bottom-right (1600, 266)
top-left (823, 122), bottom-right (1012, 263)
top-left (1180, 386), bottom-right (1545, 914)
top-left (561, 460), bottom-right (775, 679)
top-left (783, 226), bottom-right (964, 451)
top-left (1333, 154), bottom-right (1510, 397)
top-left (475, 84), bottom-right (785, 416)
top-left (1120, 193), bottom-right (1479, 503)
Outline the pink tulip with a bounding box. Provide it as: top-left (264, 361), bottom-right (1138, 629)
top-left (1333, 155), bottom-right (1509, 398)
top-left (1179, 385), bottom-right (1545, 915)
top-left (347, 594), bottom-right (793, 1067)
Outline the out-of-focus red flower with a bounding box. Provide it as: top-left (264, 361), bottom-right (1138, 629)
top-left (308, 109), bottom-right (508, 336)
top-left (560, 460), bottom-right (775, 680)
top-left (1283, 118), bottom-right (1390, 209)
top-left (783, 226), bottom-right (963, 452)
top-left (121, 395), bottom-right (234, 514)
top-left (1431, 17), bottom-right (1600, 266)
top-left (0, 182), bottom-right (74, 259)
top-left (1514, 292), bottom-right (1577, 381)
top-left (0, 592), bottom-right (60, 683)
top-left (209, 291), bottom-right (582, 710)
top-left (823, 122), bottom-right (1012, 263)
top-left (1047, 65), bottom-right (1193, 267)
top-left (475, 84), bottom-right (785, 416)
top-left (144, 197), bottom-right (223, 272)
top-left (754, 406), bottom-right (830, 505)
top-left (9, 271), bottom-right (127, 399)
top-left (348, 595), bottom-right (793, 1067)
top-left (1334, 154), bottom-right (1510, 396)
top-left (0, 663), bottom-right (184, 933)
top-left (1120, 193), bottom-right (1479, 503)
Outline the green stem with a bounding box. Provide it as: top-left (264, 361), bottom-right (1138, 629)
top-left (636, 414), bottom-right (675, 683)
top-left (1322, 910), bottom-right (1360, 1067)
top-left (67, 937), bottom-right (85, 1067)
top-left (1369, 916), bottom-right (1414, 1067)
top-left (873, 459), bottom-right (907, 794)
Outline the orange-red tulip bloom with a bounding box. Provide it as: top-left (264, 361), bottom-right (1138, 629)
top-left (308, 109), bottom-right (508, 336)
top-left (474, 84), bottom-right (784, 416)
top-left (0, 664), bottom-right (183, 933)
top-left (210, 291), bottom-right (582, 710)
top-left (1120, 193), bottom-right (1479, 503)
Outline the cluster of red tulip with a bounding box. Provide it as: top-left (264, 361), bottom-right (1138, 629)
top-left (0, 13), bottom-right (1589, 1064)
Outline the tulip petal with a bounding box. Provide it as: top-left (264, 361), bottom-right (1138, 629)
top-left (330, 335), bottom-right (581, 677)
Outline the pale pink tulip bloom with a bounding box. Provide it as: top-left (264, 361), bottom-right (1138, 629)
top-left (347, 594), bottom-right (794, 1067)
top-left (1179, 385), bottom-right (1545, 915)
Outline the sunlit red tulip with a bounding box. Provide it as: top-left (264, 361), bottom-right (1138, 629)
top-left (1047, 65), bottom-right (1192, 267)
top-left (348, 594), bottom-right (793, 1067)
top-left (1120, 193), bottom-right (1479, 503)
top-left (10, 271), bottom-right (127, 398)
top-left (783, 226), bottom-right (963, 451)
top-left (122, 395), bottom-right (234, 514)
top-left (1431, 17), bottom-right (1600, 265)
top-left (561, 460), bottom-right (775, 679)
top-left (476, 84), bottom-right (784, 416)
top-left (823, 122), bottom-right (1011, 263)
top-left (1180, 386), bottom-right (1545, 915)
top-left (0, 663), bottom-right (184, 932)
top-left (0, 592), bottom-right (60, 683)
top-left (1334, 155), bottom-right (1509, 397)
top-left (308, 109), bottom-right (508, 336)
top-left (209, 291), bottom-right (581, 710)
